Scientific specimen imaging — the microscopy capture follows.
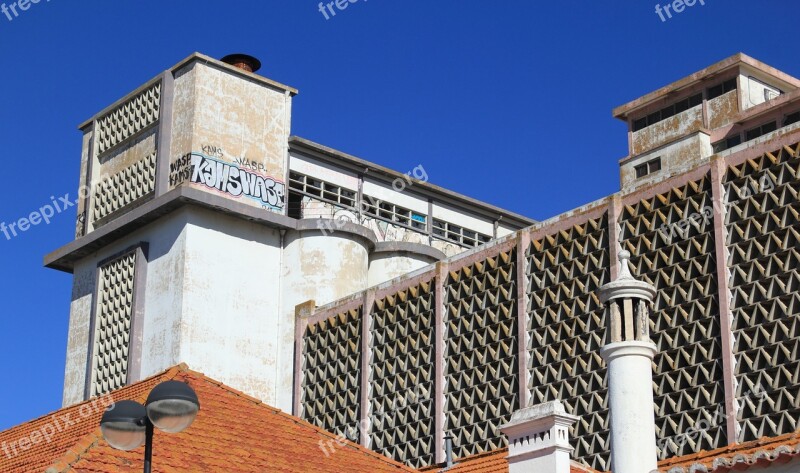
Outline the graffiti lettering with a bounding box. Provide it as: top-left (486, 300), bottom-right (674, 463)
top-left (169, 153), bottom-right (193, 187)
top-left (233, 157), bottom-right (271, 174)
top-left (201, 145), bottom-right (224, 158)
top-left (190, 153), bottom-right (285, 210)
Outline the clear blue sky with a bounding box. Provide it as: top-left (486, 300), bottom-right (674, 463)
top-left (1, 0), bottom-right (798, 430)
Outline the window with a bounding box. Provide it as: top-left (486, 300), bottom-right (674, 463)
top-left (363, 197), bottom-right (427, 231)
top-left (634, 157), bottom-right (662, 179)
top-left (707, 78), bottom-right (737, 100)
top-left (432, 219), bottom-right (492, 248)
top-left (745, 121), bottom-right (777, 142)
top-left (631, 93), bottom-right (703, 132)
top-left (712, 135), bottom-right (743, 153)
top-left (784, 111), bottom-right (800, 127)
top-left (289, 172), bottom-right (356, 208)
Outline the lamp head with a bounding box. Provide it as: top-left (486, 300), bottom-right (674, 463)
top-left (145, 381), bottom-right (200, 433)
top-left (100, 400), bottom-right (147, 451)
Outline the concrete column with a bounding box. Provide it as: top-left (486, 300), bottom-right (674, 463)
top-left (602, 341), bottom-right (658, 473)
top-left (500, 400), bottom-right (578, 473)
top-left (599, 250), bottom-right (659, 473)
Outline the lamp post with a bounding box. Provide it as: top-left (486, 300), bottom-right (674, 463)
top-left (100, 381), bottom-right (200, 473)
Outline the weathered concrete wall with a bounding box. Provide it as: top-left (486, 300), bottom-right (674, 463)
top-left (61, 259), bottom-right (96, 406)
top-left (708, 89), bottom-right (740, 129)
top-left (621, 132), bottom-right (713, 190)
top-left (168, 60), bottom-right (292, 213)
top-left (174, 207), bottom-right (284, 407)
top-left (61, 208), bottom-right (191, 406)
top-left (74, 129), bottom-right (92, 238)
top-left (632, 106), bottom-right (703, 155)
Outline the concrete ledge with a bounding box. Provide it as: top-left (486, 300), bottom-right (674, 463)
top-left (372, 241), bottom-right (446, 262)
top-left (295, 219), bottom-right (378, 250)
top-left (44, 186), bottom-right (296, 273)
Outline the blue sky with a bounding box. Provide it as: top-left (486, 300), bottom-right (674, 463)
top-left (0, 0), bottom-right (798, 430)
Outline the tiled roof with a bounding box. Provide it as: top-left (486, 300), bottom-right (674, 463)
top-left (418, 431), bottom-right (800, 473)
top-left (418, 448), bottom-right (599, 473)
top-left (0, 364), bottom-right (415, 473)
top-left (657, 431), bottom-right (800, 473)
top-left (4, 366), bottom-right (799, 473)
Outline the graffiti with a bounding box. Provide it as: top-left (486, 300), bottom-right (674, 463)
top-left (233, 156), bottom-right (273, 174)
top-left (190, 153), bottom-right (285, 210)
top-left (201, 144), bottom-right (224, 158)
top-left (169, 153), bottom-right (193, 187)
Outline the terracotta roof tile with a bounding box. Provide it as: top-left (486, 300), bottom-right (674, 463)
top-left (656, 430), bottom-right (800, 473)
top-left (4, 364), bottom-right (800, 473)
top-left (1, 365), bottom-right (415, 473)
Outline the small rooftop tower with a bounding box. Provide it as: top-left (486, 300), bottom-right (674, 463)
top-left (599, 250), bottom-right (658, 473)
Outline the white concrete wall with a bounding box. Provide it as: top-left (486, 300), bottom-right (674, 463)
top-left (290, 153), bottom-right (360, 191)
top-left (173, 208), bottom-right (284, 407)
top-left (741, 73), bottom-right (783, 110)
top-left (432, 200), bottom-right (496, 237)
top-left (61, 207), bottom-right (290, 409)
top-left (368, 253), bottom-right (436, 287)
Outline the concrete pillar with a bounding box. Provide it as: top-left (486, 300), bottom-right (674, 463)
top-left (500, 400), bottom-right (578, 473)
top-left (599, 250), bottom-right (659, 473)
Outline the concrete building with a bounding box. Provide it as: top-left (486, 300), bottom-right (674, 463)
top-left (38, 52), bottom-right (800, 472)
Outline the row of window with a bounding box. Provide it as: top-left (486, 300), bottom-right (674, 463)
top-left (289, 172), bottom-right (356, 208)
top-left (710, 110), bottom-right (800, 153)
top-left (362, 197), bottom-right (427, 231)
top-left (287, 172), bottom-right (493, 247)
top-left (432, 219), bottom-right (492, 247)
top-left (632, 78), bottom-right (738, 132)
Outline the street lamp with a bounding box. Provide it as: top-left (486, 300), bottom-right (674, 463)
top-left (100, 381), bottom-right (200, 473)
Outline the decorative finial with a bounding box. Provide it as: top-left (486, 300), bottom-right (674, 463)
top-left (618, 250), bottom-right (633, 280)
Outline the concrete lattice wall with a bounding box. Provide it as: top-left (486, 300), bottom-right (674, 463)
top-left (296, 130), bottom-right (800, 470)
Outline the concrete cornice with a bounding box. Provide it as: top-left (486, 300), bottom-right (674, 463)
top-left (45, 186), bottom-right (295, 273)
top-left (613, 53), bottom-right (800, 120)
top-left (372, 241), bottom-right (446, 261)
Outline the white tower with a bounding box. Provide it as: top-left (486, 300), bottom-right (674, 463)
top-left (599, 250), bottom-right (659, 473)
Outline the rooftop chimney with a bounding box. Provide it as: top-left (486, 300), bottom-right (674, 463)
top-left (599, 250), bottom-right (659, 473)
top-left (500, 400), bottom-right (578, 473)
top-left (221, 53), bottom-right (262, 73)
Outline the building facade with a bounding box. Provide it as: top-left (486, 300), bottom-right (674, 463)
top-left (46, 52), bottom-right (800, 470)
